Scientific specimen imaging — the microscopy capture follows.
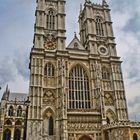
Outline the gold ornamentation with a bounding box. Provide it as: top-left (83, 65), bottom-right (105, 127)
top-left (44, 32), bottom-right (56, 50)
top-left (44, 40), bottom-right (56, 50)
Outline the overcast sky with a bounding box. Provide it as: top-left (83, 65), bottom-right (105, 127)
top-left (0, 0), bottom-right (140, 121)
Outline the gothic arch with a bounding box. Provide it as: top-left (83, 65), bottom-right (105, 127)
top-left (68, 64), bottom-right (91, 109)
top-left (133, 133), bottom-right (138, 140)
top-left (17, 106), bottom-right (22, 117)
top-left (8, 105), bottom-right (14, 116)
top-left (102, 66), bottom-right (110, 80)
top-left (78, 135), bottom-right (92, 140)
top-left (42, 107), bottom-right (55, 118)
top-left (3, 129), bottom-right (11, 140)
top-left (42, 107), bottom-right (55, 136)
top-left (45, 8), bottom-right (57, 30)
top-left (69, 62), bottom-right (90, 78)
top-left (14, 129), bottom-right (21, 140)
top-left (95, 16), bottom-right (105, 36)
top-left (15, 120), bottom-right (22, 126)
top-left (4, 119), bottom-right (12, 125)
top-left (106, 109), bottom-right (116, 123)
top-left (44, 62), bottom-right (55, 77)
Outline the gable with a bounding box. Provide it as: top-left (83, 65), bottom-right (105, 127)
top-left (67, 36), bottom-right (85, 50)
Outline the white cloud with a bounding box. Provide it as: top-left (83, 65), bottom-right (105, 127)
top-left (0, 0), bottom-right (140, 120)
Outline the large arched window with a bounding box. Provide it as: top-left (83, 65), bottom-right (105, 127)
top-left (44, 63), bottom-right (55, 77)
top-left (95, 17), bottom-right (104, 36)
top-left (48, 116), bottom-right (54, 136)
top-left (14, 129), bottom-right (21, 140)
top-left (133, 133), bottom-right (138, 140)
top-left (69, 65), bottom-right (90, 109)
top-left (3, 129), bottom-right (11, 140)
top-left (17, 106), bottom-right (22, 117)
top-left (8, 106), bottom-right (14, 116)
top-left (46, 9), bottom-right (55, 30)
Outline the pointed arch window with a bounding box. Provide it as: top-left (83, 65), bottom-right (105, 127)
top-left (95, 17), bottom-right (104, 36)
top-left (133, 133), bottom-right (138, 140)
top-left (8, 106), bottom-right (14, 116)
top-left (17, 106), bottom-right (22, 117)
top-left (3, 129), bottom-right (11, 140)
top-left (44, 63), bottom-right (55, 77)
top-left (14, 129), bottom-right (21, 140)
top-left (68, 65), bottom-right (91, 109)
top-left (15, 120), bottom-right (22, 126)
top-left (46, 9), bottom-right (55, 30)
top-left (48, 116), bottom-right (54, 135)
top-left (102, 67), bottom-right (110, 80)
top-left (4, 120), bottom-right (12, 125)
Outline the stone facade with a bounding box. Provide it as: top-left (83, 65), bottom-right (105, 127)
top-left (1, 0), bottom-right (140, 140)
top-left (0, 86), bottom-right (28, 140)
top-left (27, 0), bottom-right (140, 140)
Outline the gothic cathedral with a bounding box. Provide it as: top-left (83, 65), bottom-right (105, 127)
top-left (22, 0), bottom-right (140, 140)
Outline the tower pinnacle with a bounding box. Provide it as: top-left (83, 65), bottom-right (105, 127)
top-left (102, 0), bottom-right (108, 6)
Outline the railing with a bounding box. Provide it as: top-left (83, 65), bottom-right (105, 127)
top-left (102, 121), bottom-right (140, 130)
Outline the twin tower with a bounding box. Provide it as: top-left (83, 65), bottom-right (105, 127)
top-left (27, 0), bottom-right (130, 140)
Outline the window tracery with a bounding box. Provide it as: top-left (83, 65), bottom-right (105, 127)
top-left (102, 67), bottom-right (110, 80)
top-left (68, 64), bottom-right (90, 109)
top-left (44, 63), bottom-right (55, 77)
top-left (8, 106), bottom-right (14, 116)
top-left (95, 17), bottom-right (104, 36)
top-left (17, 106), bottom-right (22, 117)
top-left (14, 129), bottom-right (21, 140)
top-left (46, 9), bottom-right (55, 30)
top-left (3, 129), bottom-right (11, 140)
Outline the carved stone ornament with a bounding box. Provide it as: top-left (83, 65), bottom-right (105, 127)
top-left (44, 32), bottom-right (56, 50)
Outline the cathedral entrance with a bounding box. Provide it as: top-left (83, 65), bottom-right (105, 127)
top-left (79, 135), bottom-right (92, 140)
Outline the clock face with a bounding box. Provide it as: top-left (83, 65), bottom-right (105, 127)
top-left (44, 40), bottom-right (56, 50)
top-left (98, 45), bottom-right (108, 55)
top-left (44, 32), bottom-right (56, 50)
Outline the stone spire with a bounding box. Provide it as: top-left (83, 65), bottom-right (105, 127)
top-left (2, 85), bottom-right (10, 100)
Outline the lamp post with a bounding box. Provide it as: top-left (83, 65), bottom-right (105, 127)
top-left (23, 97), bottom-right (30, 140)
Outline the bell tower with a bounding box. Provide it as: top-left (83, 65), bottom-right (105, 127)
top-left (79, 0), bottom-right (128, 124)
top-left (34, 0), bottom-right (66, 50)
top-left (27, 0), bottom-right (66, 140)
top-left (79, 0), bottom-right (116, 56)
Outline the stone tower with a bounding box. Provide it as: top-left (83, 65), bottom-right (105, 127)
top-left (27, 0), bottom-right (129, 139)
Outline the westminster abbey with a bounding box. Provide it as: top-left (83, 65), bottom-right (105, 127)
top-left (1, 0), bottom-right (140, 140)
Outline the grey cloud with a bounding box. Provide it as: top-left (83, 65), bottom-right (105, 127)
top-left (13, 48), bottom-right (30, 80)
top-left (0, 57), bottom-right (16, 86)
top-left (128, 96), bottom-right (140, 120)
top-left (123, 13), bottom-right (140, 35)
top-left (123, 48), bottom-right (140, 84)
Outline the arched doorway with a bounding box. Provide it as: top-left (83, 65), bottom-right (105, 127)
top-left (79, 135), bottom-right (92, 140)
top-left (14, 129), bottom-right (21, 140)
top-left (3, 129), bottom-right (11, 140)
top-left (133, 133), bottom-right (138, 140)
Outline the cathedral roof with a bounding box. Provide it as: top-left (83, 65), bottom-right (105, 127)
top-left (67, 33), bottom-right (85, 50)
top-left (8, 92), bottom-right (28, 101)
